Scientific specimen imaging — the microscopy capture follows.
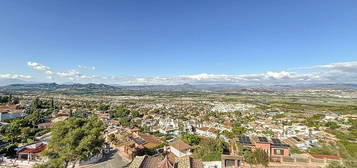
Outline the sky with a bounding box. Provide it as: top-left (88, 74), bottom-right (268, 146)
top-left (0, 0), bottom-right (357, 85)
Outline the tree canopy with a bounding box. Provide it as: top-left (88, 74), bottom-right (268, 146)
top-left (182, 133), bottom-right (201, 146)
top-left (37, 117), bottom-right (105, 168)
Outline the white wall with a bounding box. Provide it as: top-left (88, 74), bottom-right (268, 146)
top-left (170, 147), bottom-right (191, 157)
top-left (203, 161), bottom-right (222, 168)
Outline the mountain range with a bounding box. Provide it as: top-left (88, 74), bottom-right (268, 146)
top-left (1, 81), bottom-right (357, 93)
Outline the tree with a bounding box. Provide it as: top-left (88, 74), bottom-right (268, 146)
top-left (40, 117), bottom-right (105, 168)
top-left (326, 161), bottom-right (344, 168)
top-left (0, 144), bottom-right (17, 157)
top-left (325, 122), bottom-right (340, 129)
top-left (50, 98), bottom-right (55, 109)
top-left (239, 145), bottom-right (256, 165)
top-left (232, 125), bottom-right (247, 136)
top-left (182, 133), bottom-right (201, 146)
top-left (326, 160), bottom-right (357, 168)
top-left (32, 97), bottom-right (42, 109)
top-left (195, 137), bottom-right (226, 161)
top-left (308, 143), bottom-right (337, 156)
top-left (0, 95), bottom-right (18, 104)
top-left (119, 117), bottom-right (131, 127)
top-left (98, 104), bottom-right (109, 111)
top-left (233, 110), bottom-right (242, 117)
top-left (111, 107), bottom-right (130, 118)
top-left (20, 127), bottom-right (32, 142)
top-left (24, 109), bottom-right (44, 127)
top-left (238, 144), bottom-right (269, 167)
top-left (222, 130), bottom-right (235, 139)
top-left (107, 134), bottom-right (117, 144)
top-left (5, 121), bottom-right (21, 143)
top-left (131, 111), bottom-right (140, 117)
top-left (290, 145), bottom-right (303, 154)
top-left (253, 148), bottom-right (269, 167)
top-left (178, 122), bottom-right (184, 132)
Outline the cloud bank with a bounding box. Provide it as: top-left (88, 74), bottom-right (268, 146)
top-left (0, 74), bottom-right (32, 79)
top-left (19, 61), bottom-right (357, 85)
top-left (27, 62), bottom-right (97, 82)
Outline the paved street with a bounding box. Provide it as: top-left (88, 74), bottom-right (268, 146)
top-left (86, 150), bottom-right (130, 168)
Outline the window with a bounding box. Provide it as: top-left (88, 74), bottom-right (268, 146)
top-left (264, 149), bottom-right (269, 154)
top-left (274, 149), bottom-right (284, 155)
top-left (225, 159), bottom-right (235, 167)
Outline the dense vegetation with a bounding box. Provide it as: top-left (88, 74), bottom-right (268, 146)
top-left (307, 118), bottom-right (357, 160)
top-left (0, 98), bottom-right (54, 156)
top-left (35, 117), bottom-right (105, 168)
top-left (0, 95), bottom-right (19, 105)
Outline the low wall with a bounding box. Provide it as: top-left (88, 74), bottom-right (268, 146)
top-left (270, 156), bottom-right (342, 165)
top-left (203, 161), bottom-right (222, 168)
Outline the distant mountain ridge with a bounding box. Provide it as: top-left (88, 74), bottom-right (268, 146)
top-left (1, 82), bottom-right (357, 93)
top-left (2, 83), bottom-right (117, 91)
top-left (0, 79), bottom-right (35, 86)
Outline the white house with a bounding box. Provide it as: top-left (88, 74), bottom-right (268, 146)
top-left (169, 140), bottom-right (192, 157)
top-left (324, 114), bottom-right (338, 121)
top-left (159, 126), bottom-right (179, 135)
top-left (196, 127), bottom-right (218, 138)
top-left (283, 125), bottom-right (309, 138)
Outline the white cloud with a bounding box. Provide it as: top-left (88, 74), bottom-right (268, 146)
top-left (117, 62), bottom-right (357, 85)
top-left (45, 71), bottom-right (53, 75)
top-left (0, 74), bottom-right (32, 79)
top-left (57, 70), bottom-right (81, 78)
top-left (78, 65), bottom-right (96, 70)
top-left (312, 61), bottom-right (357, 69)
top-left (27, 61), bottom-right (51, 71)
top-left (27, 61), bottom-right (98, 82)
top-left (80, 75), bottom-right (96, 79)
top-left (297, 61), bottom-right (357, 72)
top-left (24, 61), bottom-right (357, 85)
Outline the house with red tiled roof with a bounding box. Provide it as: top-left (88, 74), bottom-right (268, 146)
top-left (237, 136), bottom-right (290, 157)
top-left (37, 122), bottom-right (54, 129)
top-left (169, 140), bottom-right (192, 157)
top-left (0, 105), bottom-right (25, 121)
top-left (16, 142), bottom-right (47, 162)
top-left (118, 133), bottom-right (164, 160)
top-left (129, 155), bottom-right (203, 168)
top-left (158, 157), bottom-right (174, 168)
top-left (0, 105), bottom-right (17, 110)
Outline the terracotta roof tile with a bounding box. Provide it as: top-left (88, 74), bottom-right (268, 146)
top-left (170, 140), bottom-right (191, 152)
top-left (18, 144), bottom-right (46, 154)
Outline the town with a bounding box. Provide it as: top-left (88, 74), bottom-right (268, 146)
top-left (1, 1), bottom-right (357, 167)
top-left (0, 84), bottom-right (356, 168)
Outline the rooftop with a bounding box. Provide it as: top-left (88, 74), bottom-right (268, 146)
top-left (18, 143), bottom-right (46, 154)
top-left (238, 136), bottom-right (253, 145)
top-left (170, 140), bottom-right (191, 152)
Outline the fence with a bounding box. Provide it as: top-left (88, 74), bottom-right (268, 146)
top-left (0, 157), bottom-right (45, 167)
top-left (270, 156), bottom-right (342, 164)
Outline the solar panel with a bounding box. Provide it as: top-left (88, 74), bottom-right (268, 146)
top-left (258, 137), bottom-right (268, 143)
top-left (132, 137), bottom-right (146, 145)
top-left (238, 136), bottom-right (252, 145)
top-left (292, 137), bottom-right (301, 142)
top-left (272, 138), bottom-right (281, 145)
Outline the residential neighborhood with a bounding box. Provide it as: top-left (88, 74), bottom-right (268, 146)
top-left (0, 88), bottom-right (356, 168)
top-left (1, 0), bottom-right (357, 167)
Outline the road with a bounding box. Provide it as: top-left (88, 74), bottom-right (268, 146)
top-left (86, 150), bottom-right (130, 168)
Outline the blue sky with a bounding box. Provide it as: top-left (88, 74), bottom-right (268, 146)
top-left (1, 0), bottom-right (357, 85)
